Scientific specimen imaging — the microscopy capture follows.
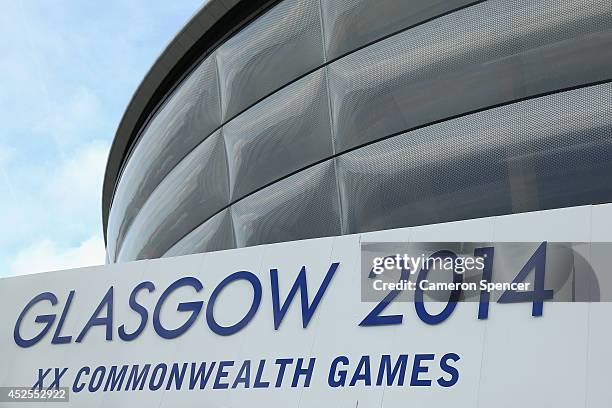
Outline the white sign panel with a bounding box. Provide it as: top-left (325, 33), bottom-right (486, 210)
top-left (1, 205), bottom-right (612, 407)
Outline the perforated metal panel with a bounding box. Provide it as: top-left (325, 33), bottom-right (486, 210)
top-left (320, 0), bottom-right (478, 60)
top-left (216, 0), bottom-right (325, 121)
top-left (117, 130), bottom-right (229, 262)
top-left (327, 0), bottom-right (612, 152)
top-left (107, 54), bottom-right (221, 261)
top-left (106, 0), bottom-right (612, 262)
top-left (337, 83), bottom-right (612, 234)
top-left (224, 68), bottom-right (334, 200)
top-left (163, 209), bottom-right (236, 258)
top-left (231, 160), bottom-right (342, 247)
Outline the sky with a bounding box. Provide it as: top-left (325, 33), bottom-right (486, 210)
top-left (0, 0), bottom-right (204, 277)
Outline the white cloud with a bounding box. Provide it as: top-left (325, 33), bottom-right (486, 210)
top-left (0, 136), bottom-right (109, 278)
top-left (46, 139), bottom-right (109, 219)
top-left (9, 236), bottom-right (105, 276)
top-left (0, 1), bottom-right (203, 277)
top-left (0, 139), bottom-right (110, 251)
top-left (0, 145), bottom-right (15, 165)
top-left (33, 87), bottom-right (107, 149)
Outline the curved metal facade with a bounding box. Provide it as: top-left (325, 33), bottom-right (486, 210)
top-left (105, 0), bottom-right (612, 262)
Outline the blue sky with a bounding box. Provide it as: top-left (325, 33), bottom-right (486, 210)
top-left (0, 0), bottom-right (203, 277)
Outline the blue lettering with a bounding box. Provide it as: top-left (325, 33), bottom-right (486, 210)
top-left (51, 290), bottom-right (74, 344)
top-left (166, 362), bottom-right (188, 390)
top-left (104, 365), bottom-right (128, 391)
top-left (328, 356), bottom-right (348, 387)
top-left (76, 287), bottom-right (114, 343)
top-left (254, 360), bottom-right (270, 388)
top-left (410, 354), bottom-right (434, 386)
top-left (415, 251), bottom-right (461, 325)
top-left (118, 281), bottom-right (155, 341)
top-left (292, 358), bottom-right (315, 387)
top-left (206, 271), bottom-right (261, 336)
top-left (125, 364), bottom-right (150, 391)
top-left (376, 354), bottom-right (408, 386)
top-left (189, 362), bottom-right (216, 390)
top-left (149, 363), bottom-right (167, 391)
top-left (72, 366), bottom-right (90, 393)
top-left (14, 292), bottom-right (58, 348)
top-left (270, 263), bottom-right (339, 330)
top-left (153, 277), bottom-right (203, 339)
top-left (213, 361), bottom-right (234, 389)
top-left (349, 356), bottom-right (371, 386)
top-left (232, 360), bottom-right (251, 388)
top-left (274, 358), bottom-right (293, 387)
top-left (88, 366), bottom-right (105, 392)
top-left (438, 353), bottom-right (460, 387)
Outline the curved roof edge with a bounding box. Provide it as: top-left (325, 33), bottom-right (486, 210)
top-left (102, 0), bottom-right (276, 243)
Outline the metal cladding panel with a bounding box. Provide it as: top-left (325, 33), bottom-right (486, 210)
top-left (231, 160), bottom-right (342, 248)
top-left (105, 0), bottom-right (612, 262)
top-left (117, 130), bottom-right (229, 262)
top-left (106, 55), bottom-right (221, 261)
top-left (337, 83), bottom-right (612, 234)
top-left (320, 0), bottom-right (478, 60)
top-left (163, 209), bottom-right (236, 257)
top-left (216, 0), bottom-right (326, 121)
top-left (223, 68), bottom-right (334, 200)
top-left (327, 0), bottom-right (612, 153)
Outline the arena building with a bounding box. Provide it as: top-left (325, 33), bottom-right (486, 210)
top-left (4, 1), bottom-right (609, 406)
top-left (102, 0), bottom-right (612, 262)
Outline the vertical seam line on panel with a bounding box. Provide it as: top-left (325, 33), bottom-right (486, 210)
top-left (333, 157), bottom-right (346, 235)
top-left (219, 129), bottom-right (232, 216)
top-left (584, 300), bottom-right (591, 408)
top-left (324, 65), bottom-right (346, 235)
top-left (218, 40), bottom-right (235, 246)
top-left (317, 0), bottom-right (343, 234)
top-left (220, 129), bottom-right (239, 249)
top-left (316, 0), bottom-right (328, 63)
top-left (588, 204), bottom-right (594, 301)
top-left (230, 204), bottom-right (242, 249)
top-left (227, 206), bottom-right (238, 250)
top-left (476, 319), bottom-right (488, 408)
top-left (214, 51), bottom-right (224, 126)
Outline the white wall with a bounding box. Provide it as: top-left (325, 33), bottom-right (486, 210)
top-left (1, 204), bottom-right (611, 407)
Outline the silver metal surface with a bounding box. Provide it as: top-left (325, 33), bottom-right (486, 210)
top-left (117, 130), bottom-right (229, 262)
top-left (337, 83), bottom-right (612, 233)
top-left (320, 0), bottom-right (478, 59)
top-left (231, 160), bottom-right (342, 248)
top-left (216, 0), bottom-right (325, 121)
top-left (105, 0), bottom-right (612, 261)
top-left (223, 68), bottom-right (333, 200)
top-left (107, 55), bottom-right (221, 261)
top-left (327, 0), bottom-right (612, 152)
top-left (163, 209), bottom-right (236, 257)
